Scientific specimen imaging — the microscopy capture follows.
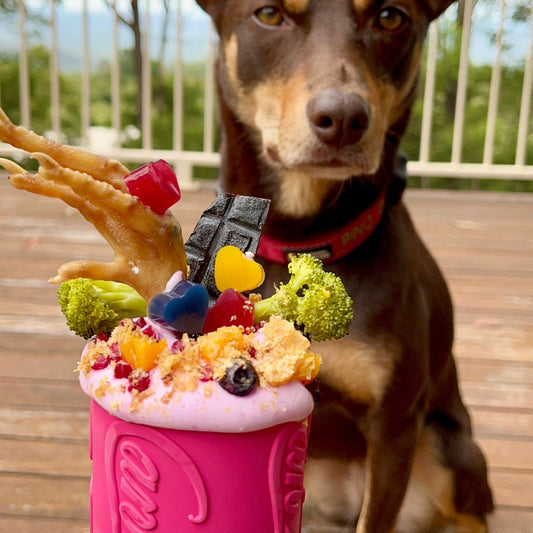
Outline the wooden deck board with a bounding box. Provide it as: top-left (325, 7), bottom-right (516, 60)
top-left (0, 176), bottom-right (532, 531)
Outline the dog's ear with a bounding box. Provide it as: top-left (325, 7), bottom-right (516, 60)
top-left (196, 0), bottom-right (227, 29)
top-left (424, 0), bottom-right (457, 20)
top-left (196, 0), bottom-right (224, 16)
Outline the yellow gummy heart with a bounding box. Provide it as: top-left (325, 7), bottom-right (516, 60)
top-left (214, 245), bottom-right (265, 293)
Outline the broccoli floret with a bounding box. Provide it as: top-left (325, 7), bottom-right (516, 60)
top-left (58, 278), bottom-right (147, 339)
top-left (254, 283), bottom-right (299, 324)
top-left (296, 271), bottom-right (354, 341)
top-left (253, 254), bottom-right (353, 341)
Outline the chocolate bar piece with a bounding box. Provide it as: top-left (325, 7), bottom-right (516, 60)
top-left (185, 194), bottom-right (270, 300)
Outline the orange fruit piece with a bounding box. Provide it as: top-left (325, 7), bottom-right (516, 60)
top-left (120, 337), bottom-right (167, 371)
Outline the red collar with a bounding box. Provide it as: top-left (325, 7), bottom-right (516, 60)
top-left (257, 189), bottom-right (386, 264)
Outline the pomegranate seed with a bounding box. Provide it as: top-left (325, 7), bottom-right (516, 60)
top-left (135, 317), bottom-right (147, 329)
top-left (96, 332), bottom-right (109, 342)
top-left (91, 355), bottom-right (110, 370)
top-left (128, 373), bottom-right (151, 393)
top-left (110, 343), bottom-right (121, 360)
top-left (247, 346), bottom-right (257, 358)
top-left (141, 324), bottom-right (160, 340)
top-left (199, 365), bottom-right (213, 382)
top-left (170, 339), bottom-right (184, 353)
top-left (114, 361), bottom-right (133, 379)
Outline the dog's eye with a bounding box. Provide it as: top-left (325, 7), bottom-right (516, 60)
top-left (255, 6), bottom-right (284, 27)
top-left (377, 7), bottom-right (407, 31)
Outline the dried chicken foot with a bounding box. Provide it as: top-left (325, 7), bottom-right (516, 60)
top-left (0, 106), bottom-right (128, 191)
top-left (0, 153), bottom-right (187, 302)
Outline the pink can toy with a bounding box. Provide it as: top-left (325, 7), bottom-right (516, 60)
top-left (89, 401), bottom-right (311, 533)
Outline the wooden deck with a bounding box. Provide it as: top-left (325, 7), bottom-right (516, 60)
top-left (0, 175), bottom-right (531, 532)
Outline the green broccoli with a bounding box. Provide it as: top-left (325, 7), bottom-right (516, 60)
top-left (58, 278), bottom-right (147, 339)
top-left (253, 254), bottom-right (353, 341)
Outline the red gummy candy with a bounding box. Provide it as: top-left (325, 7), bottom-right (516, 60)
top-left (124, 159), bottom-right (181, 215)
top-left (202, 289), bottom-right (255, 333)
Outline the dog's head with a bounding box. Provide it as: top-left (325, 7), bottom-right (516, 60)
top-left (198, 0), bottom-right (455, 216)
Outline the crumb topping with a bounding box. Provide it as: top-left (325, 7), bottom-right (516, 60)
top-left (79, 316), bottom-right (321, 404)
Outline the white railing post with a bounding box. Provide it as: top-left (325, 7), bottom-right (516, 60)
top-left (172, 0), bottom-right (195, 189)
top-left (483, 0), bottom-right (506, 166)
top-left (515, 2), bottom-right (533, 167)
top-left (17, 0), bottom-right (30, 130)
top-left (142, 0), bottom-right (152, 150)
top-left (173, 0), bottom-right (184, 154)
top-left (50, 0), bottom-right (61, 138)
top-left (203, 23), bottom-right (216, 154)
top-left (451, 0), bottom-right (474, 165)
top-left (111, 1), bottom-right (121, 148)
top-left (419, 20), bottom-right (439, 188)
top-left (81, 0), bottom-right (91, 147)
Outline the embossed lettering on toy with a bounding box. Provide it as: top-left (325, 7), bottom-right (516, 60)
top-left (105, 423), bottom-right (209, 529)
top-left (268, 421), bottom-right (309, 533)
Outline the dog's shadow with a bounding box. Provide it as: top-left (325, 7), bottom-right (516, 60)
top-left (302, 524), bottom-right (458, 532)
top-left (302, 526), bottom-right (352, 533)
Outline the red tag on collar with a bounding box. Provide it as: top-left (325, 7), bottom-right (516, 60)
top-left (257, 189), bottom-right (386, 264)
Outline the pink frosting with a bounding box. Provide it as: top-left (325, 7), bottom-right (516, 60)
top-left (79, 364), bottom-right (314, 433)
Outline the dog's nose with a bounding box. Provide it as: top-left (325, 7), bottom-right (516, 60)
top-left (307, 90), bottom-right (370, 148)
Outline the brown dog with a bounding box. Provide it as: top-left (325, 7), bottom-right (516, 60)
top-left (196, 1), bottom-right (494, 531)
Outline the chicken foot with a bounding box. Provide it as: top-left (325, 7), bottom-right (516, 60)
top-left (0, 110), bottom-right (188, 301)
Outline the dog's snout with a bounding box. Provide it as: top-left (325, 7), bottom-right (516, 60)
top-left (307, 90), bottom-right (370, 149)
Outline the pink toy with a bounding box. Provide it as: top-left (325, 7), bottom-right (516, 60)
top-left (89, 400), bottom-right (310, 532)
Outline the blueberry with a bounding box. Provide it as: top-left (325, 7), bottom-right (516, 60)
top-left (219, 361), bottom-right (258, 396)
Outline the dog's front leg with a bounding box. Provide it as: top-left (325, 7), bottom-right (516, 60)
top-left (356, 412), bottom-right (421, 533)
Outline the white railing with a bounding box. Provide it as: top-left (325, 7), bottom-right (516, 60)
top-left (0, 0), bottom-right (532, 187)
top-left (411, 0), bottom-right (533, 181)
